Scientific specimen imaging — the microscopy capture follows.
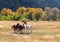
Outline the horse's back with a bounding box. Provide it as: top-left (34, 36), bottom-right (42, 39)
top-left (18, 25), bottom-right (25, 30)
top-left (23, 24), bottom-right (32, 28)
top-left (27, 25), bottom-right (32, 28)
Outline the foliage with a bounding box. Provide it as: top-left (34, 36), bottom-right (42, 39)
top-left (0, 7), bottom-right (60, 21)
top-left (34, 13), bottom-right (40, 20)
top-left (1, 8), bottom-right (14, 16)
top-left (52, 7), bottom-right (59, 21)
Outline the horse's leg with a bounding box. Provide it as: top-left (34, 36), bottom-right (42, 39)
top-left (23, 29), bottom-right (25, 33)
top-left (13, 29), bottom-right (16, 33)
top-left (17, 30), bottom-right (19, 34)
top-left (19, 30), bottom-right (21, 33)
top-left (28, 28), bottom-right (32, 34)
top-left (20, 29), bottom-right (24, 34)
top-left (26, 28), bottom-right (29, 33)
top-left (14, 30), bottom-right (17, 33)
top-left (20, 30), bottom-right (22, 33)
top-left (18, 29), bottom-right (21, 34)
top-left (28, 28), bottom-right (30, 34)
top-left (17, 28), bottom-right (21, 34)
top-left (30, 28), bottom-right (32, 33)
top-left (22, 28), bottom-right (25, 33)
top-left (24, 28), bottom-right (26, 33)
top-left (14, 29), bottom-right (17, 33)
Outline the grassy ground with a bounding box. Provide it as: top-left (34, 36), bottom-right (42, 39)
top-left (0, 21), bottom-right (60, 42)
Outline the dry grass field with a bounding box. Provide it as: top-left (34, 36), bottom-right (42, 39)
top-left (0, 21), bottom-right (60, 42)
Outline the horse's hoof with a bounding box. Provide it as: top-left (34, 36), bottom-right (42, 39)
top-left (20, 33), bottom-right (24, 34)
top-left (25, 33), bottom-right (30, 34)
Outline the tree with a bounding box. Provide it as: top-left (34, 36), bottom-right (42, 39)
top-left (52, 7), bottom-right (59, 21)
top-left (34, 8), bottom-right (45, 20)
top-left (16, 7), bottom-right (27, 15)
top-left (1, 8), bottom-right (7, 16)
top-left (1, 8), bottom-right (13, 16)
top-left (44, 7), bottom-right (53, 21)
top-left (7, 9), bottom-right (13, 15)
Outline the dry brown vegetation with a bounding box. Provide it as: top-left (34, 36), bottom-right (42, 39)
top-left (0, 21), bottom-right (60, 42)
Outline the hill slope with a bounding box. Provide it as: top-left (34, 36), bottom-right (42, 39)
top-left (0, 0), bottom-right (60, 11)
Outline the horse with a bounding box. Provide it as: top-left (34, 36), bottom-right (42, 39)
top-left (26, 24), bottom-right (32, 33)
top-left (23, 23), bottom-right (32, 33)
top-left (12, 23), bottom-right (25, 34)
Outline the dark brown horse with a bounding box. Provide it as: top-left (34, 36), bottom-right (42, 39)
top-left (12, 23), bottom-right (25, 33)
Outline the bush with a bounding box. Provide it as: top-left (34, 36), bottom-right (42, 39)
top-left (11, 15), bottom-right (21, 21)
top-left (34, 13), bottom-right (41, 21)
top-left (27, 13), bottom-right (33, 20)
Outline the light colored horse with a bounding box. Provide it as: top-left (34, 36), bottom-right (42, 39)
top-left (23, 24), bottom-right (32, 33)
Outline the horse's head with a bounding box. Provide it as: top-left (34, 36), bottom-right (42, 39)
top-left (12, 24), bottom-right (17, 31)
top-left (12, 25), bottom-right (15, 28)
